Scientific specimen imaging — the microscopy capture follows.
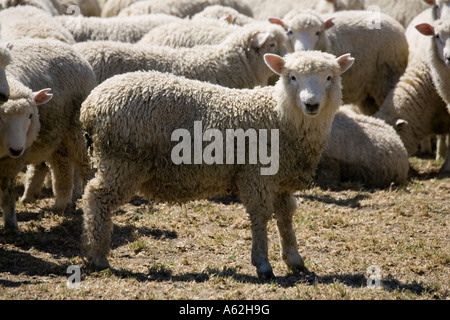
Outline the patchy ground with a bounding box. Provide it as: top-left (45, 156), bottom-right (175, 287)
top-left (0, 157), bottom-right (448, 300)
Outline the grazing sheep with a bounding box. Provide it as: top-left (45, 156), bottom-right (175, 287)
top-left (55, 14), bottom-right (181, 43)
top-left (0, 6), bottom-right (76, 44)
top-left (316, 110), bottom-right (409, 188)
top-left (192, 5), bottom-right (255, 25)
top-left (0, 43), bottom-right (13, 104)
top-left (364, 0), bottom-right (433, 27)
top-left (74, 27), bottom-right (289, 88)
top-left (270, 10), bottom-right (408, 115)
top-left (79, 51), bottom-right (354, 278)
top-left (1, 39), bottom-right (97, 232)
top-left (102, 0), bottom-right (253, 18)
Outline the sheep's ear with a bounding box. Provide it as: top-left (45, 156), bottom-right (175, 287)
top-left (251, 32), bottom-right (270, 49)
top-left (395, 119), bottom-right (408, 130)
top-left (34, 88), bottom-right (53, 105)
top-left (336, 54), bottom-right (355, 74)
top-left (415, 23), bottom-right (435, 36)
top-left (325, 18), bottom-right (335, 30)
top-left (423, 0), bottom-right (435, 5)
top-left (268, 17), bottom-right (286, 30)
top-left (326, 0), bottom-right (334, 3)
top-left (264, 53), bottom-right (285, 75)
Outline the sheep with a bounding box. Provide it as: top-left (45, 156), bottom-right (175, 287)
top-left (55, 14), bottom-right (182, 43)
top-left (364, 0), bottom-right (433, 27)
top-left (102, 0), bottom-right (253, 18)
top-left (74, 26), bottom-right (289, 88)
top-left (0, 0), bottom-right (64, 16)
top-left (116, 0), bottom-right (151, 16)
top-left (79, 50), bottom-right (355, 278)
top-left (0, 6), bottom-right (76, 44)
top-left (251, 0), bottom-right (364, 20)
top-left (192, 5), bottom-right (255, 26)
top-left (269, 10), bottom-right (408, 115)
top-left (0, 42), bottom-right (13, 105)
top-left (1, 39), bottom-right (97, 232)
top-left (316, 110), bottom-right (409, 188)
top-left (416, 19), bottom-right (450, 172)
top-left (432, 0), bottom-right (450, 18)
top-left (57, 0), bottom-right (102, 16)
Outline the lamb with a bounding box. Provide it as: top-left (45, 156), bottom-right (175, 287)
top-left (364, 0), bottom-right (433, 27)
top-left (102, 0), bottom-right (253, 18)
top-left (269, 10), bottom-right (408, 115)
top-left (1, 39), bottom-right (97, 232)
top-left (55, 14), bottom-right (181, 43)
top-left (0, 6), bottom-right (76, 44)
top-left (416, 19), bottom-right (450, 172)
top-left (74, 26), bottom-right (289, 88)
top-left (79, 50), bottom-right (354, 279)
top-left (192, 5), bottom-right (255, 26)
top-left (316, 110), bottom-right (409, 188)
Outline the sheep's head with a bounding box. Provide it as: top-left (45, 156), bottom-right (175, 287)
top-left (329, 0), bottom-right (365, 11)
top-left (0, 80), bottom-right (52, 159)
top-left (416, 20), bottom-right (450, 68)
top-left (0, 42), bottom-right (13, 104)
top-left (269, 12), bottom-right (334, 52)
top-left (265, 51), bottom-right (354, 119)
top-left (427, 0), bottom-right (450, 19)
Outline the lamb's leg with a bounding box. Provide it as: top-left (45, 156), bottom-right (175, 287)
top-left (21, 163), bottom-right (49, 204)
top-left (48, 151), bottom-right (74, 212)
top-left (440, 143), bottom-right (450, 173)
top-left (273, 193), bottom-right (307, 274)
top-left (1, 178), bottom-right (18, 233)
top-left (81, 161), bottom-right (140, 269)
top-left (436, 134), bottom-right (448, 161)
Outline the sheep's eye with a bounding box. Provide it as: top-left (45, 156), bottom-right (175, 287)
top-left (270, 43), bottom-right (275, 48)
top-left (436, 34), bottom-right (440, 39)
top-left (316, 31), bottom-right (320, 36)
top-left (327, 76), bottom-right (332, 81)
top-left (290, 75), bottom-right (296, 81)
top-left (287, 30), bottom-right (293, 36)
top-left (29, 113), bottom-right (33, 119)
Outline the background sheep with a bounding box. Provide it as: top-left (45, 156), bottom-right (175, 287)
top-left (364, 0), bottom-right (433, 27)
top-left (1, 39), bottom-right (97, 232)
top-left (74, 26), bottom-right (288, 88)
top-left (0, 42), bottom-right (13, 104)
top-left (0, 0), bottom-right (64, 15)
top-left (192, 5), bottom-right (255, 25)
top-left (79, 50), bottom-right (354, 279)
top-left (58, 0), bottom-right (102, 16)
top-left (56, 14), bottom-right (181, 43)
top-left (0, 6), bottom-right (76, 44)
top-left (316, 110), bottom-right (409, 188)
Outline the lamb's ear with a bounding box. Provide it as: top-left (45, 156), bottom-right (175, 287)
top-left (324, 18), bottom-right (335, 30)
top-left (268, 17), bottom-right (286, 30)
top-left (34, 88), bottom-right (53, 105)
top-left (395, 119), bottom-right (408, 130)
top-left (423, 0), bottom-right (435, 5)
top-left (336, 53), bottom-right (355, 74)
top-left (264, 53), bottom-right (285, 75)
top-left (251, 32), bottom-right (270, 49)
top-left (415, 23), bottom-right (434, 36)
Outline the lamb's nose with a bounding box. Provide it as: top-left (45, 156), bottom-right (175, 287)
top-left (9, 147), bottom-right (24, 158)
top-left (305, 103), bottom-right (319, 113)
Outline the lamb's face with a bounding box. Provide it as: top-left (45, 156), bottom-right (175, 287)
top-left (264, 51), bottom-right (354, 119)
top-left (434, 21), bottom-right (450, 68)
top-left (0, 88), bottom-right (52, 159)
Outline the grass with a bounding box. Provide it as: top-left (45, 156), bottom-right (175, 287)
top-left (0, 157), bottom-right (448, 300)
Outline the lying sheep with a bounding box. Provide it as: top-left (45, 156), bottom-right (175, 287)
top-left (55, 14), bottom-right (181, 43)
top-left (102, 0), bottom-right (253, 18)
top-left (270, 10), bottom-right (408, 115)
top-left (192, 5), bottom-right (255, 25)
top-left (79, 50), bottom-right (354, 278)
top-left (364, 0), bottom-right (433, 27)
top-left (0, 6), bottom-right (75, 44)
top-left (316, 110), bottom-right (409, 188)
top-left (1, 39), bottom-right (97, 232)
top-left (74, 27), bottom-right (288, 88)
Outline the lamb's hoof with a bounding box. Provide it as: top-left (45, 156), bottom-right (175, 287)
top-left (256, 264), bottom-right (275, 281)
top-left (4, 223), bottom-right (19, 234)
top-left (86, 256), bottom-right (110, 270)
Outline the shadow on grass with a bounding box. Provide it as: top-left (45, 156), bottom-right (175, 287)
top-left (297, 193), bottom-right (370, 208)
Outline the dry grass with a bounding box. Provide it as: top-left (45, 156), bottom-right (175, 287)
top-left (0, 157), bottom-right (449, 300)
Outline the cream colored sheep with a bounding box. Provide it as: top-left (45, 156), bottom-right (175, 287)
top-left (192, 5), bottom-right (255, 25)
top-left (364, 0), bottom-right (432, 27)
top-left (79, 51), bottom-right (354, 278)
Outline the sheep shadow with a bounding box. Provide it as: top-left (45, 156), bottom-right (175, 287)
top-left (296, 193), bottom-right (370, 208)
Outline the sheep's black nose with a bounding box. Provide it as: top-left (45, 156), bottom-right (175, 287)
top-left (9, 147), bottom-right (24, 157)
top-left (305, 103), bottom-right (319, 113)
top-left (0, 93), bottom-right (9, 103)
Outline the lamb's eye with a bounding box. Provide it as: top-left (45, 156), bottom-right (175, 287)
top-left (327, 76), bottom-right (332, 81)
top-left (290, 75), bottom-right (296, 81)
top-left (29, 113), bottom-right (33, 119)
top-left (287, 30), bottom-right (293, 36)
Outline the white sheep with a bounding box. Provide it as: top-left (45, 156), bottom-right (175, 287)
top-left (74, 26), bottom-right (289, 88)
top-left (270, 10), bottom-right (408, 115)
top-left (316, 110), bottom-right (409, 188)
top-left (102, 0), bottom-right (253, 18)
top-left (55, 14), bottom-right (181, 43)
top-left (0, 6), bottom-right (76, 44)
top-left (364, 0), bottom-right (433, 27)
top-left (251, 0), bottom-right (364, 20)
top-left (192, 5), bottom-right (255, 25)
top-left (79, 50), bottom-right (354, 278)
top-left (416, 19), bottom-right (450, 172)
top-left (1, 39), bottom-right (97, 232)
top-left (0, 42), bottom-right (13, 105)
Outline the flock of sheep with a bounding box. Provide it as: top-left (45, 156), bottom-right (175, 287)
top-left (0, 0), bottom-right (449, 280)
